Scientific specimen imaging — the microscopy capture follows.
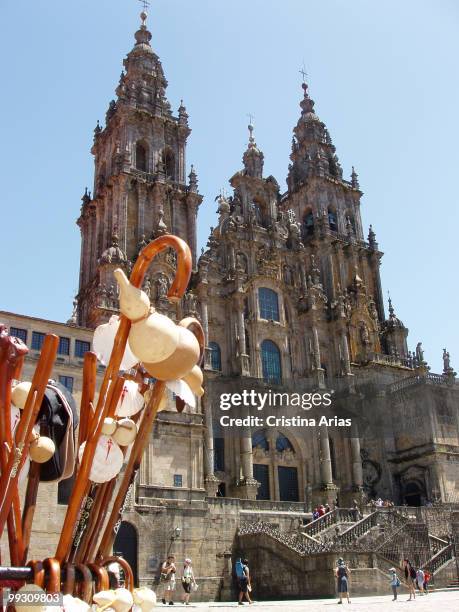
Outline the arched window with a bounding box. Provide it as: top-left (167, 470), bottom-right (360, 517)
top-left (135, 142), bottom-right (147, 171)
top-left (259, 288), bottom-right (280, 321)
top-left (252, 430), bottom-right (269, 451)
top-left (276, 433), bottom-right (294, 453)
top-left (328, 208), bottom-right (337, 232)
top-left (209, 341), bottom-right (221, 371)
top-left (261, 339), bottom-right (282, 384)
top-left (163, 149), bottom-right (175, 179)
top-left (303, 211), bottom-right (314, 237)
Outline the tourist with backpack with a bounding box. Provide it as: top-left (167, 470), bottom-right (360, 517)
top-left (336, 558), bottom-right (351, 604)
top-left (403, 559), bottom-right (416, 600)
top-left (416, 568), bottom-right (425, 595)
top-left (389, 568), bottom-right (401, 601)
top-left (235, 557), bottom-right (253, 605)
top-left (160, 555), bottom-right (176, 605)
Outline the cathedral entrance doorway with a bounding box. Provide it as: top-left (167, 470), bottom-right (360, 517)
top-left (403, 481), bottom-right (424, 507)
top-left (252, 430), bottom-right (302, 502)
top-left (114, 521), bottom-right (139, 586)
top-left (278, 466), bottom-right (299, 501)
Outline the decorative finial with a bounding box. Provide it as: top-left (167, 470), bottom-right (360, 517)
top-left (138, 0), bottom-right (150, 25)
top-left (387, 291), bottom-right (395, 317)
top-left (351, 166), bottom-right (360, 189)
top-left (247, 113), bottom-right (255, 147)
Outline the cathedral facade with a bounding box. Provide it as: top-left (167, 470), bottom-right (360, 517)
top-left (2, 9), bottom-right (459, 598)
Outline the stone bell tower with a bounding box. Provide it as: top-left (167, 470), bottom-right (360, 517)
top-left (76, 10), bottom-right (202, 328)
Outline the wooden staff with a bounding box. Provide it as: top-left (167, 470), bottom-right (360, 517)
top-left (71, 377), bottom-right (125, 563)
top-left (0, 326), bottom-right (28, 565)
top-left (79, 352), bottom-right (98, 447)
top-left (0, 333), bottom-right (58, 540)
top-left (21, 460), bottom-right (40, 564)
top-left (96, 380), bottom-right (166, 559)
top-left (55, 235), bottom-right (192, 564)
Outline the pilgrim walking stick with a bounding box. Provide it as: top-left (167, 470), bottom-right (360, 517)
top-left (0, 333), bottom-right (58, 539)
top-left (55, 234), bottom-right (192, 564)
top-left (0, 326), bottom-right (28, 564)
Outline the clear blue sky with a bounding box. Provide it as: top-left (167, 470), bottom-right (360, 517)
top-left (0, 0), bottom-right (458, 373)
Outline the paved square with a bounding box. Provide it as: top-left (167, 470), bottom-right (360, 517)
top-left (167, 590), bottom-right (459, 611)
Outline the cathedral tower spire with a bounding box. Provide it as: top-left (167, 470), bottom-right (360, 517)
top-left (76, 5), bottom-right (202, 328)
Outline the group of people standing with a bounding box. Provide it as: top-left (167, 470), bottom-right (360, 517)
top-left (159, 555), bottom-right (197, 605)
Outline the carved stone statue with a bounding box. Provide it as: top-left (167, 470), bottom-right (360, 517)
top-left (416, 342), bottom-right (424, 364)
top-left (360, 322), bottom-right (370, 346)
top-left (443, 348), bottom-right (451, 372)
top-left (155, 274), bottom-right (169, 300)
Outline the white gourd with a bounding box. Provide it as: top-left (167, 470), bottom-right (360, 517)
top-left (112, 418), bottom-right (137, 446)
top-left (112, 588), bottom-right (134, 612)
top-left (11, 381), bottom-right (32, 409)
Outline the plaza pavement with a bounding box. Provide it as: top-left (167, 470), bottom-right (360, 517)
top-left (165, 590), bottom-right (459, 611)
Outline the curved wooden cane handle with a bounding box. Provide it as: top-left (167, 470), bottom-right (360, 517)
top-left (43, 557), bottom-right (61, 593)
top-left (101, 556), bottom-right (134, 592)
top-left (74, 563), bottom-right (93, 603)
top-left (62, 562), bottom-right (75, 595)
top-left (26, 560), bottom-right (45, 588)
top-left (129, 235), bottom-right (192, 296)
top-left (88, 563), bottom-right (110, 593)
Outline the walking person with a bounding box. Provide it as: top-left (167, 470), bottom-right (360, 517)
top-left (336, 558), bottom-right (351, 604)
top-left (235, 557), bottom-right (253, 605)
top-left (160, 554), bottom-right (176, 605)
top-left (403, 559), bottom-right (416, 601)
top-left (390, 568), bottom-right (401, 601)
top-left (423, 569), bottom-right (431, 594)
top-left (181, 558), bottom-right (196, 606)
top-left (416, 568), bottom-right (425, 595)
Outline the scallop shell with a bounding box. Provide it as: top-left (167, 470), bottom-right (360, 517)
top-left (93, 589), bottom-right (116, 608)
top-left (93, 315), bottom-right (138, 371)
top-left (113, 588), bottom-right (134, 612)
top-left (165, 379), bottom-right (196, 409)
top-left (133, 587), bottom-right (157, 611)
top-left (115, 380), bottom-right (144, 417)
top-left (79, 436), bottom-right (124, 484)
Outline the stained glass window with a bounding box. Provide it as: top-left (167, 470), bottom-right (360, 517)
top-left (259, 288), bottom-right (280, 321)
top-left (276, 434), bottom-right (294, 453)
top-left (209, 341), bottom-right (222, 371)
top-left (261, 339), bottom-right (282, 384)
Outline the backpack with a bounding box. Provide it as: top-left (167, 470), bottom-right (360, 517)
top-left (409, 566), bottom-right (416, 580)
top-left (36, 381), bottom-right (78, 482)
top-left (235, 560), bottom-right (245, 579)
top-left (395, 577), bottom-right (401, 587)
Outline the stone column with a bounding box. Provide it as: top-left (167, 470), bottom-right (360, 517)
top-left (137, 183), bottom-right (146, 240)
top-left (237, 428), bottom-right (259, 500)
top-left (312, 325), bottom-right (325, 388)
top-left (316, 424), bottom-right (338, 506)
top-left (186, 200), bottom-right (198, 267)
top-left (234, 293), bottom-right (250, 376)
top-left (320, 425), bottom-right (333, 486)
top-left (203, 397), bottom-right (219, 497)
top-left (350, 437), bottom-right (363, 490)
